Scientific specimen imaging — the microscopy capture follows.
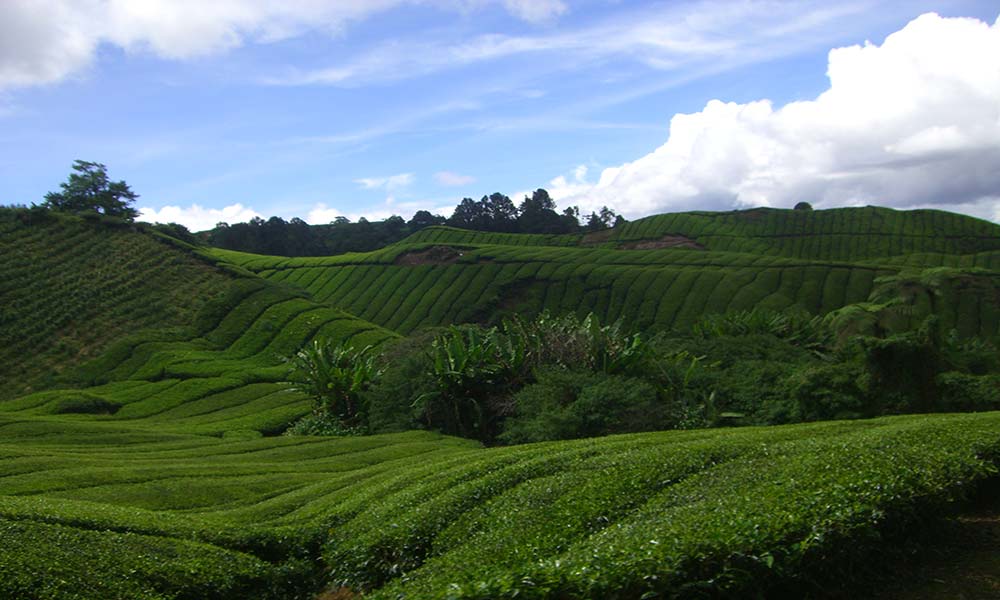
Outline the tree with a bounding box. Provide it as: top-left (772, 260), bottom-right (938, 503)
top-left (794, 201), bottom-right (814, 211)
top-left (448, 197), bottom-right (487, 230)
top-left (517, 188), bottom-right (568, 234)
top-left (408, 210), bottom-right (446, 232)
top-left (585, 206), bottom-right (624, 231)
top-left (483, 193), bottom-right (519, 232)
top-left (43, 161), bottom-right (139, 221)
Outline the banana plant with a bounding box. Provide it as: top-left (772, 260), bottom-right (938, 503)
top-left (287, 341), bottom-right (383, 427)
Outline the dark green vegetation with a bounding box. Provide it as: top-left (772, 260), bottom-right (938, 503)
top-left (0, 207), bottom-right (397, 434)
top-left (204, 188), bottom-right (619, 256)
top-left (2, 203), bottom-right (1000, 598)
top-left (211, 206), bottom-right (1000, 444)
top-left (41, 160), bottom-right (140, 221)
top-left (0, 209), bottom-right (231, 399)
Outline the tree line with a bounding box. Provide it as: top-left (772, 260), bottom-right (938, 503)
top-left (29, 161), bottom-right (626, 256)
top-left (207, 189), bottom-right (625, 257)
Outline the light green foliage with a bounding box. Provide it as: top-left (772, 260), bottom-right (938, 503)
top-left (287, 341), bottom-right (383, 427)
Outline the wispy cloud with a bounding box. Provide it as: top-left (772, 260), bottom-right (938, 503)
top-left (355, 172), bottom-right (414, 190)
top-left (434, 171), bottom-right (476, 186)
top-left (265, 1), bottom-right (875, 87)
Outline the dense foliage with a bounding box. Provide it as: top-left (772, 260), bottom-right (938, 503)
top-left (41, 160), bottom-right (139, 221)
top-left (287, 341), bottom-right (382, 429)
top-left (203, 188), bottom-right (624, 256)
top-left (357, 307), bottom-right (1000, 444)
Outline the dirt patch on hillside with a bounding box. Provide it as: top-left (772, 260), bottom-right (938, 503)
top-left (581, 229), bottom-right (616, 245)
top-left (621, 235), bottom-right (706, 251)
top-left (394, 246), bottom-right (463, 266)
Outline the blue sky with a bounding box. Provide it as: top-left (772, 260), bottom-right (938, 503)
top-left (1, 0), bottom-right (999, 230)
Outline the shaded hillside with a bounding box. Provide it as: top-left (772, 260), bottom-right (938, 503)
top-left (0, 209), bottom-right (233, 399)
top-left (2, 204), bottom-right (1000, 598)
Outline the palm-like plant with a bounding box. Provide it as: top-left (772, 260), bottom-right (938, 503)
top-left (287, 341), bottom-right (383, 427)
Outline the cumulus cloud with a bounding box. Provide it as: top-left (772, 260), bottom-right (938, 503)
top-left (551, 13), bottom-right (1000, 220)
top-left (434, 171), bottom-right (476, 186)
top-left (305, 198), bottom-right (452, 224)
top-left (138, 202), bottom-right (261, 232)
top-left (0, 0), bottom-right (569, 89)
top-left (355, 173), bottom-right (414, 190)
top-left (306, 202), bottom-right (344, 224)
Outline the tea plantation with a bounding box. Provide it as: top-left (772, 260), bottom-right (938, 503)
top-left (213, 207), bottom-right (1000, 337)
top-left (0, 413), bottom-right (997, 599)
top-left (1, 205), bottom-right (999, 598)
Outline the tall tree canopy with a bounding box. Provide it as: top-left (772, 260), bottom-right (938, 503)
top-left (42, 160), bottom-right (139, 221)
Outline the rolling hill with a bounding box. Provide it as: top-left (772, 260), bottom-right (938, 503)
top-left (1, 205), bottom-right (999, 599)
top-left (210, 206), bottom-right (1000, 338)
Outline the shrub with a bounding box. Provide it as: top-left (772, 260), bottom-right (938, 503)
top-left (784, 362), bottom-right (867, 421)
top-left (286, 341), bottom-right (383, 429)
top-left (935, 372), bottom-right (1000, 412)
top-left (500, 369), bottom-right (670, 444)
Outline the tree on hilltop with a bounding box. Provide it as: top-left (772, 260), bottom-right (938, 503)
top-left (42, 160), bottom-right (139, 222)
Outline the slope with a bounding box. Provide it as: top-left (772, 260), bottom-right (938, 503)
top-left (0, 412), bottom-right (996, 598)
top-left (0, 209), bottom-right (233, 399)
top-left (211, 207), bottom-right (1000, 338)
top-left (405, 206), bottom-right (1000, 261)
top-left (0, 208), bottom-right (398, 435)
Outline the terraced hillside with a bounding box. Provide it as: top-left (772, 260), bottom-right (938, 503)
top-left (213, 207), bottom-right (1000, 337)
top-left (0, 412), bottom-right (997, 599)
top-left (0, 210), bottom-right (234, 399)
top-left (407, 206), bottom-right (1000, 261)
top-left (3, 206), bottom-right (1000, 598)
top-left (0, 210), bottom-right (397, 435)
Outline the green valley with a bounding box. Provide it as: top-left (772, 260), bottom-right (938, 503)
top-left (1, 204), bottom-right (999, 599)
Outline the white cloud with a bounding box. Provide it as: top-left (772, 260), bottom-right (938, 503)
top-left (138, 202), bottom-right (260, 231)
top-left (0, 0), bottom-right (569, 89)
top-left (304, 197), bottom-right (452, 224)
top-left (269, 1), bottom-right (871, 87)
top-left (306, 202), bottom-right (343, 224)
top-left (355, 172), bottom-right (414, 190)
top-left (501, 0), bottom-right (566, 24)
top-left (434, 171), bottom-right (476, 186)
top-left (550, 13), bottom-right (1000, 220)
